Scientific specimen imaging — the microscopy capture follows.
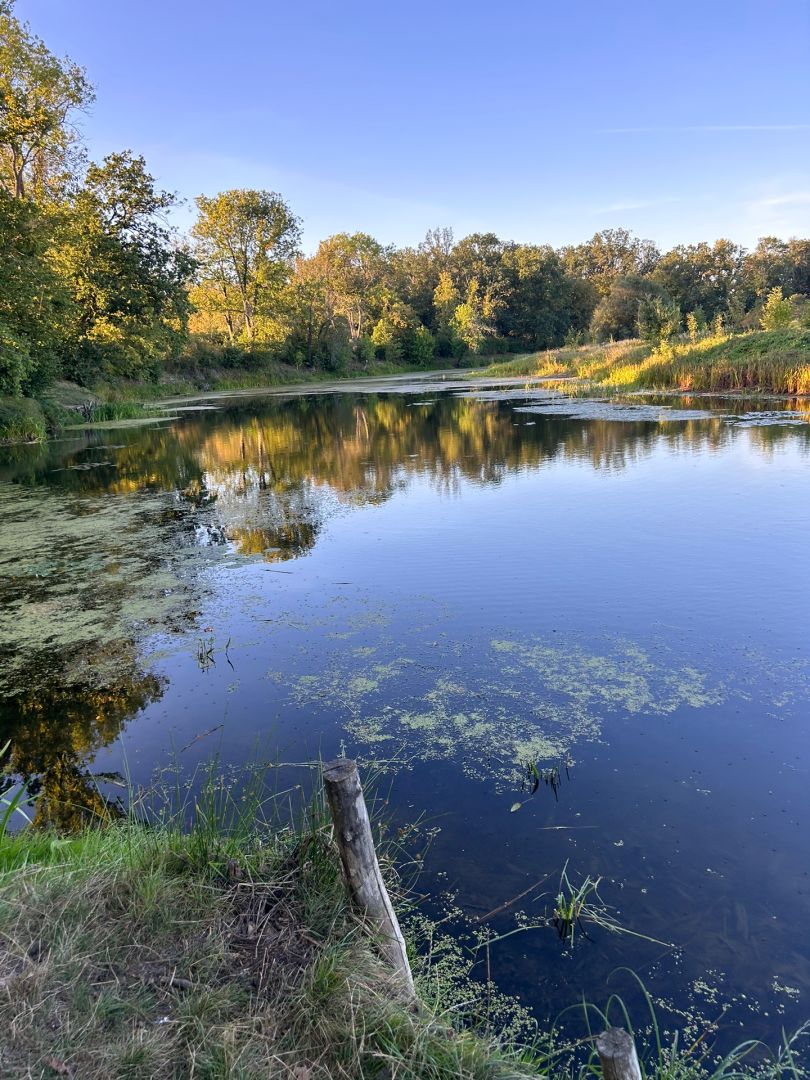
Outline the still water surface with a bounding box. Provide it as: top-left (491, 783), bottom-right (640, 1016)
top-left (2, 375), bottom-right (809, 1048)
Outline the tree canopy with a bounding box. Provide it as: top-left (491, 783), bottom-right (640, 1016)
top-left (1, 0), bottom-right (809, 398)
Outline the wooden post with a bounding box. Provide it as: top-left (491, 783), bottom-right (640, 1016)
top-left (322, 759), bottom-right (415, 996)
top-left (596, 1027), bottom-right (642, 1080)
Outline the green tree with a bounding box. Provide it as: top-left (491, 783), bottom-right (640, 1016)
top-left (389, 226), bottom-right (454, 330)
top-left (192, 189), bottom-right (301, 345)
top-left (449, 233), bottom-right (510, 334)
top-left (57, 152), bottom-right (194, 381)
top-left (291, 233), bottom-right (386, 361)
top-left (500, 244), bottom-right (580, 348)
top-left (652, 240), bottom-right (744, 321)
top-left (637, 295), bottom-right (681, 345)
top-left (759, 286), bottom-right (793, 331)
top-left (451, 279), bottom-right (491, 355)
top-left (0, 0), bottom-right (94, 200)
top-left (409, 324), bottom-right (436, 366)
top-left (0, 190), bottom-right (67, 392)
top-left (432, 269), bottom-right (461, 356)
top-left (370, 293), bottom-right (420, 365)
top-left (590, 276), bottom-right (666, 341)
top-left (744, 237), bottom-right (810, 301)
top-left (561, 229), bottom-right (660, 297)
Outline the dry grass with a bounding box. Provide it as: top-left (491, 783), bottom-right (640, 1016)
top-left (0, 819), bottom-right (544, 1080)
top-left (1, 767), bottom-right (806, 1080)
top-left (474, 330), bottom-right (810, 396)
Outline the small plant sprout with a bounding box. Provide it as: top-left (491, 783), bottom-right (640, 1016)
top-left (195, 636), bottom-right (216, 670)
top-left (552, 860), bottom-right (603, 946)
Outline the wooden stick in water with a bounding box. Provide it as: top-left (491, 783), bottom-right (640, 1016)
top-left (322, 759), bottom-right (415, 997)
top-left (596, 1027), bottom-right (642, 1080)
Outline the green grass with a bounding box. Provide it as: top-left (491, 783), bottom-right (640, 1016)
top-left (0, 769), bottom-right (551, 1080)
top-left (0, 397), bottom-right (48, 444)
top-left (1, 762), bottom-right (807, 1079)
top-left (473, 329), bottom-right (810, 396)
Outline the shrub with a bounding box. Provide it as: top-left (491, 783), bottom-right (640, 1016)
top-left (760, 286), bottom-right (795, 331)
top-left (0, 397), bottom-right (47, 443)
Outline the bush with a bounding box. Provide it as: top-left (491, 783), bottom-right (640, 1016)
top-left (760, 287), bottom-right (794, 331)
top-left (638, 296), bottom-right (680, 344)
top-left (0, 397), bottom-right (47, 443)
top-left (408, 325), bottom-right (436, 367)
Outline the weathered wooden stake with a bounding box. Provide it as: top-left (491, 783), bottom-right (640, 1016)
top-left (322, 759), bottom-right (415, 996)
top-left (596, 1027), bottom-right (642, 1080)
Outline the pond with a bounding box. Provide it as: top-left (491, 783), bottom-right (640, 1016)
top-left (2, 373), bottom-right (809, 1051)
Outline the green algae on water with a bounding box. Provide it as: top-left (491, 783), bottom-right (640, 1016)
top-left (285, 633), bottom-right (726, 785)
top-left (0, 482), bottom-right (217, 696)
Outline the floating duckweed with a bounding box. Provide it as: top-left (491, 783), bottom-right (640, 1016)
top-left (0, 482), bottom-right (216, 695)
top-left (288, 633), bottom-right (728, 785)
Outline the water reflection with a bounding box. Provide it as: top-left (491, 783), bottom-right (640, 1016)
top-left (0, 662), bottom-right (164, 829)
top-left (2, 387), bottom-right (809, 821)
top-left (3, 392), bottom-right (808, 556)
top-left (1, 382), bottom-right (809, 1046)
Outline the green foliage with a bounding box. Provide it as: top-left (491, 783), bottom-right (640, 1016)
top-left (561, 228), bottom-right (660, 296)
top-left (685, 307), bottom-right (706, 343)
top-left (58, 152), bottom-right (194, 384)
top-left (638, 295), bottom-right (681, 344)
top-left (0, 0), bottom-right (94, 200)
top-left (0, 191), bottom-right (65, 393)
top-left (451, 279), bottom-right (492, 355)
top-left (409, 324), bottom-right (436, 366)
top-left (760, 286), bottom-right (794, 331)
top-left (500, 244), bottom-right (587, 349)
top-left (652, 240), bottom-right (744, 320)
top-left (191, 188), bottom-right (301, 346)
top-left (0, 395), bottom-right (47, 442)
top-left (591, 275), bottom-right (666, 341)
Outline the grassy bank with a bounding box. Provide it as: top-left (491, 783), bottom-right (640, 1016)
top-left (0, 385), bottom-right (173, 444)
top-left (474, 329), bottom-right (810, 395)
top-left (0, 781), bottom-right (550, 1080)
top-left (2, 772), bottom-right (808, 1080)
top-left (0, 354), bottom-right (477, 443)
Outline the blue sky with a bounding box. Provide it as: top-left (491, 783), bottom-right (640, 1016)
top-left (15, 0), bottom-right (810, 252)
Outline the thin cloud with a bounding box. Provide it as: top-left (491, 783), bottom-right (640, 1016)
top-left (753, 191), bottom-right (810, 208)
top-left (597, 196), bottom-right (681, 212)
top-left (742, 185), bottom-right (810, 239)
top-left (603, 124), bottom-right (810, 134)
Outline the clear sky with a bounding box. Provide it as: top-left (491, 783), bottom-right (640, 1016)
top-left (14, 0), bottom-right (810, 253)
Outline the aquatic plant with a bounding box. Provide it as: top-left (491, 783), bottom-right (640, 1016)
top-left (551, 861), bottom-right (603, 947)
top-left (0, 741), bottom-right (35, 838)
top-left (195, 634), bottom-right (216, 670)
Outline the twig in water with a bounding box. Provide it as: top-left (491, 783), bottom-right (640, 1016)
top-left (180, 725), bottom-right (224, 753)
top-left (472, 871), bottom-right (554, 925)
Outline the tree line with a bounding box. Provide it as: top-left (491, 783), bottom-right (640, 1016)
top-left (2, 0), bottom-right (809, 398)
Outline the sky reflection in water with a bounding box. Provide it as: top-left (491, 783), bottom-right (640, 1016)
top-left (1, 381), bottom-right (809, 1045)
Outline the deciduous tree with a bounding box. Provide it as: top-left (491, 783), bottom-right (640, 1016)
top-left (0, 0), bottom-right (93, 200)
top-left (192, 189), bottom-right (301, 345)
